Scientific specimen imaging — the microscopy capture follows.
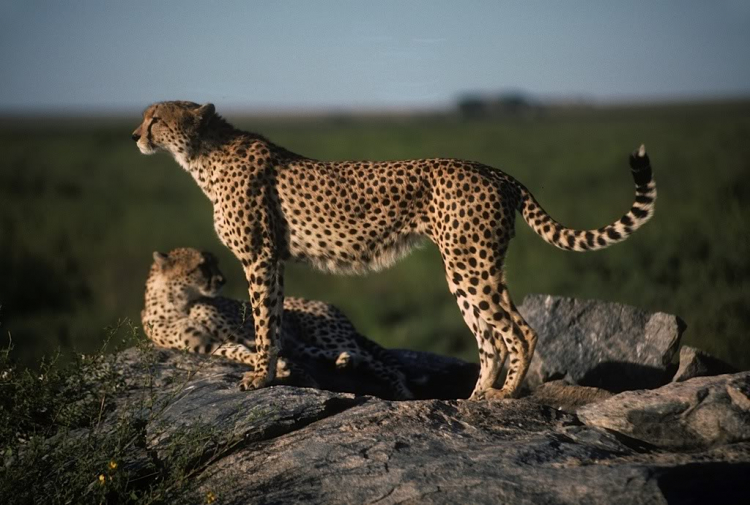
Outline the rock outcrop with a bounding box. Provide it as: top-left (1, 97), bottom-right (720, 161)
top-left (671, 345), bottom-right (739, 383)
top-left (578, 372), bottom-right (750, 450)
top-left (102, 296), bottom-right (748, 505)
top-left (519, 294), bottom-right (685, 392)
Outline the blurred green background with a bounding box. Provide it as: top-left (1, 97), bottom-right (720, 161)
top-left (1, 101), bottom-right (749, 368)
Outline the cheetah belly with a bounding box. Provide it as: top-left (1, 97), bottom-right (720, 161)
top-left (286, 221), bottom-right (426, 275)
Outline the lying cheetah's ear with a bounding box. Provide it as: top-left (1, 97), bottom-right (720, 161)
top-left (153, 251), bottom-right (169, 267)
top-left (195, 103), bottom-right (215, 128)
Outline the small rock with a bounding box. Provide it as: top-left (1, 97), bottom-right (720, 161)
top-left (519, 294), bottom-right (685, 392)
top-left (528, 380), bottom-right (613, 412)
top-left (671, 345), bottom-right (738, 382)
top-left (577, 372), bottom-right (750, 450)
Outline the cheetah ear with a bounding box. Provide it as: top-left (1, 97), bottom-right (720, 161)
top-left (195, 103), bottom-right (215, 128)
top-left (153, 251), bottom-right (169, 267)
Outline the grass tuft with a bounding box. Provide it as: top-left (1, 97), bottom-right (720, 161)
top-left (0, 323), bottom-right (236, 505)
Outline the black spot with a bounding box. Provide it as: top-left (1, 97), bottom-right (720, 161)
top-left (607, 228), bottom-right (622, 241)
top-left (631, 206), bottom-right (649, 218)
top-left (635, 194), bottom-right (654, 205)
top-left (585, 231), bottom-right (596, 247)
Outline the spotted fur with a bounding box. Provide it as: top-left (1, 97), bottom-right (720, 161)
top-left (141, 247), bottom-right (413, 399)
top-left (133, 101), bottom-right (656, 399)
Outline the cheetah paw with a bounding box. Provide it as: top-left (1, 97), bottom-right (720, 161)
top-left (470, 387), bottom-right (514, 401)
top-left (484, 388), bottom-right (515, 400)
top-left (335, 352), bottom-right (353, 369)
top-left (239, 371), bottom-right (271, 391)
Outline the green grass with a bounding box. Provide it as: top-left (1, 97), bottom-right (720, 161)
top-left (1, 101), bottom-right (749, 368)
top-left (0, 324), bottom-right (237, 504)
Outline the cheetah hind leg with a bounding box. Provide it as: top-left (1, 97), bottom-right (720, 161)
top-left (483, 288), bottom-right (538, 400)
top-left (452, 298), bottom-right (504, 400)
top-left (275, 357), bottom-right (320, 388)
top-left (454, 284), bottom-right (527, 400)
top-left (474, 328), bottom-right (508, 400)
top-left (468, 318), bottom-right (504, 400)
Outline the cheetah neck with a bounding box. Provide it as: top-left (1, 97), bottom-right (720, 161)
top-left (143, 274), bottom-right (199, 322)
top-left (173, 121), bottom-right (244, 199)
top-left (173, 120), bottom-right (305, 201)
top-left (177, 154), bottom-right (215, 200)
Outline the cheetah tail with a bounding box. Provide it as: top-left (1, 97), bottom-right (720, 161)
top-left (518, 145), bottom-right (656, 252)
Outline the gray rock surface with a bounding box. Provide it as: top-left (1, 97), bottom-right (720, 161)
top-left (578, 372), bottom-right (750, 451)
top-left (108, 347), bottom-right (750, 505)
top-left (671, 345), bottom-right (738, 383)
top-left (519, 294), bottom-right (685, 392)
top-left (113, 345), bottom-right (479, 402)
top-left (529, 380), bottom-right (613, 412)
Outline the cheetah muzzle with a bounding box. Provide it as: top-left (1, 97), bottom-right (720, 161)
top-left (133, 101), bottom-right (656, 400)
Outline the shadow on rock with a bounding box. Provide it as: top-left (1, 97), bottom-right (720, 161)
top-left (578, 361), bottom-right (670, 393)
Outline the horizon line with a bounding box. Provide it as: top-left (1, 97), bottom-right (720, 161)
top-left (1, 93), bottom-right (749, 120)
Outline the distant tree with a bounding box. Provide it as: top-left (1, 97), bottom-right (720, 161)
top-left (456, 91), bottom-right (536, 118)
top-left (495, 92), bottom-right (532, 114)
top-left (457, 94), bottom-right (489, 118)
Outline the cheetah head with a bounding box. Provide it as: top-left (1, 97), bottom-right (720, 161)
top-left (149, 247), bottom-right (225, 301)
top-left (132, 101), bottom-right (215, 158)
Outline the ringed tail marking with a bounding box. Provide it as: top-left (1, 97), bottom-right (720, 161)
top-left (518, 144), bottom-right (656, 252)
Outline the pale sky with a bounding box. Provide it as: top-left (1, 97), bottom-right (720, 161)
top-left (1, 0), bottom-right (749, 113)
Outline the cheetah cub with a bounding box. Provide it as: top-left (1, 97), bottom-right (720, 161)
top-left (133, 101), bottom-right (656, 399)
top-left (141, 247), bottom-right (413, 399)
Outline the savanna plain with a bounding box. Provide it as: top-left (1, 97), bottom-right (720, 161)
top-left (1, 101), bottom-right (749, 370)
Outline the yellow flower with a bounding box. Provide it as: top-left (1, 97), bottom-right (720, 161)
top-left (108, 460), bottom-right (118, 471)
top-left (206, 490), bottom-right (216, 503)
top-left (98, 474), bottom-right (106, 485)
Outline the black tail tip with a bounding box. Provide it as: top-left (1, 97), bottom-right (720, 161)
top-left (629, 144), bottom-right (650, 172)
top-left (629, 144), bottom-right (652, 186)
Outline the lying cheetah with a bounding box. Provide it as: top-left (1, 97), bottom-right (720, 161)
top-left (141, 247), bottom-right (413, 399)
top-left (133, 101), bottom-right (656, 399)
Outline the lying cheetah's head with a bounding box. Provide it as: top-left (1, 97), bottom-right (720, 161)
top-left (148, 247), bottom-right (225, 301)
top-left (132, 101), bottom-right (215, 157)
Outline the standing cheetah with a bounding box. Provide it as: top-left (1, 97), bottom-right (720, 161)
top-left (142, 247), bottom-right (413, 399)
top-left (132, 101), bottom-right (655, 399)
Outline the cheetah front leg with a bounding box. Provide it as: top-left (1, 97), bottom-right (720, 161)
top-left (165, 320), bottom-right (259, 368)
top-left (239, 258), bottom-right (283, 391)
